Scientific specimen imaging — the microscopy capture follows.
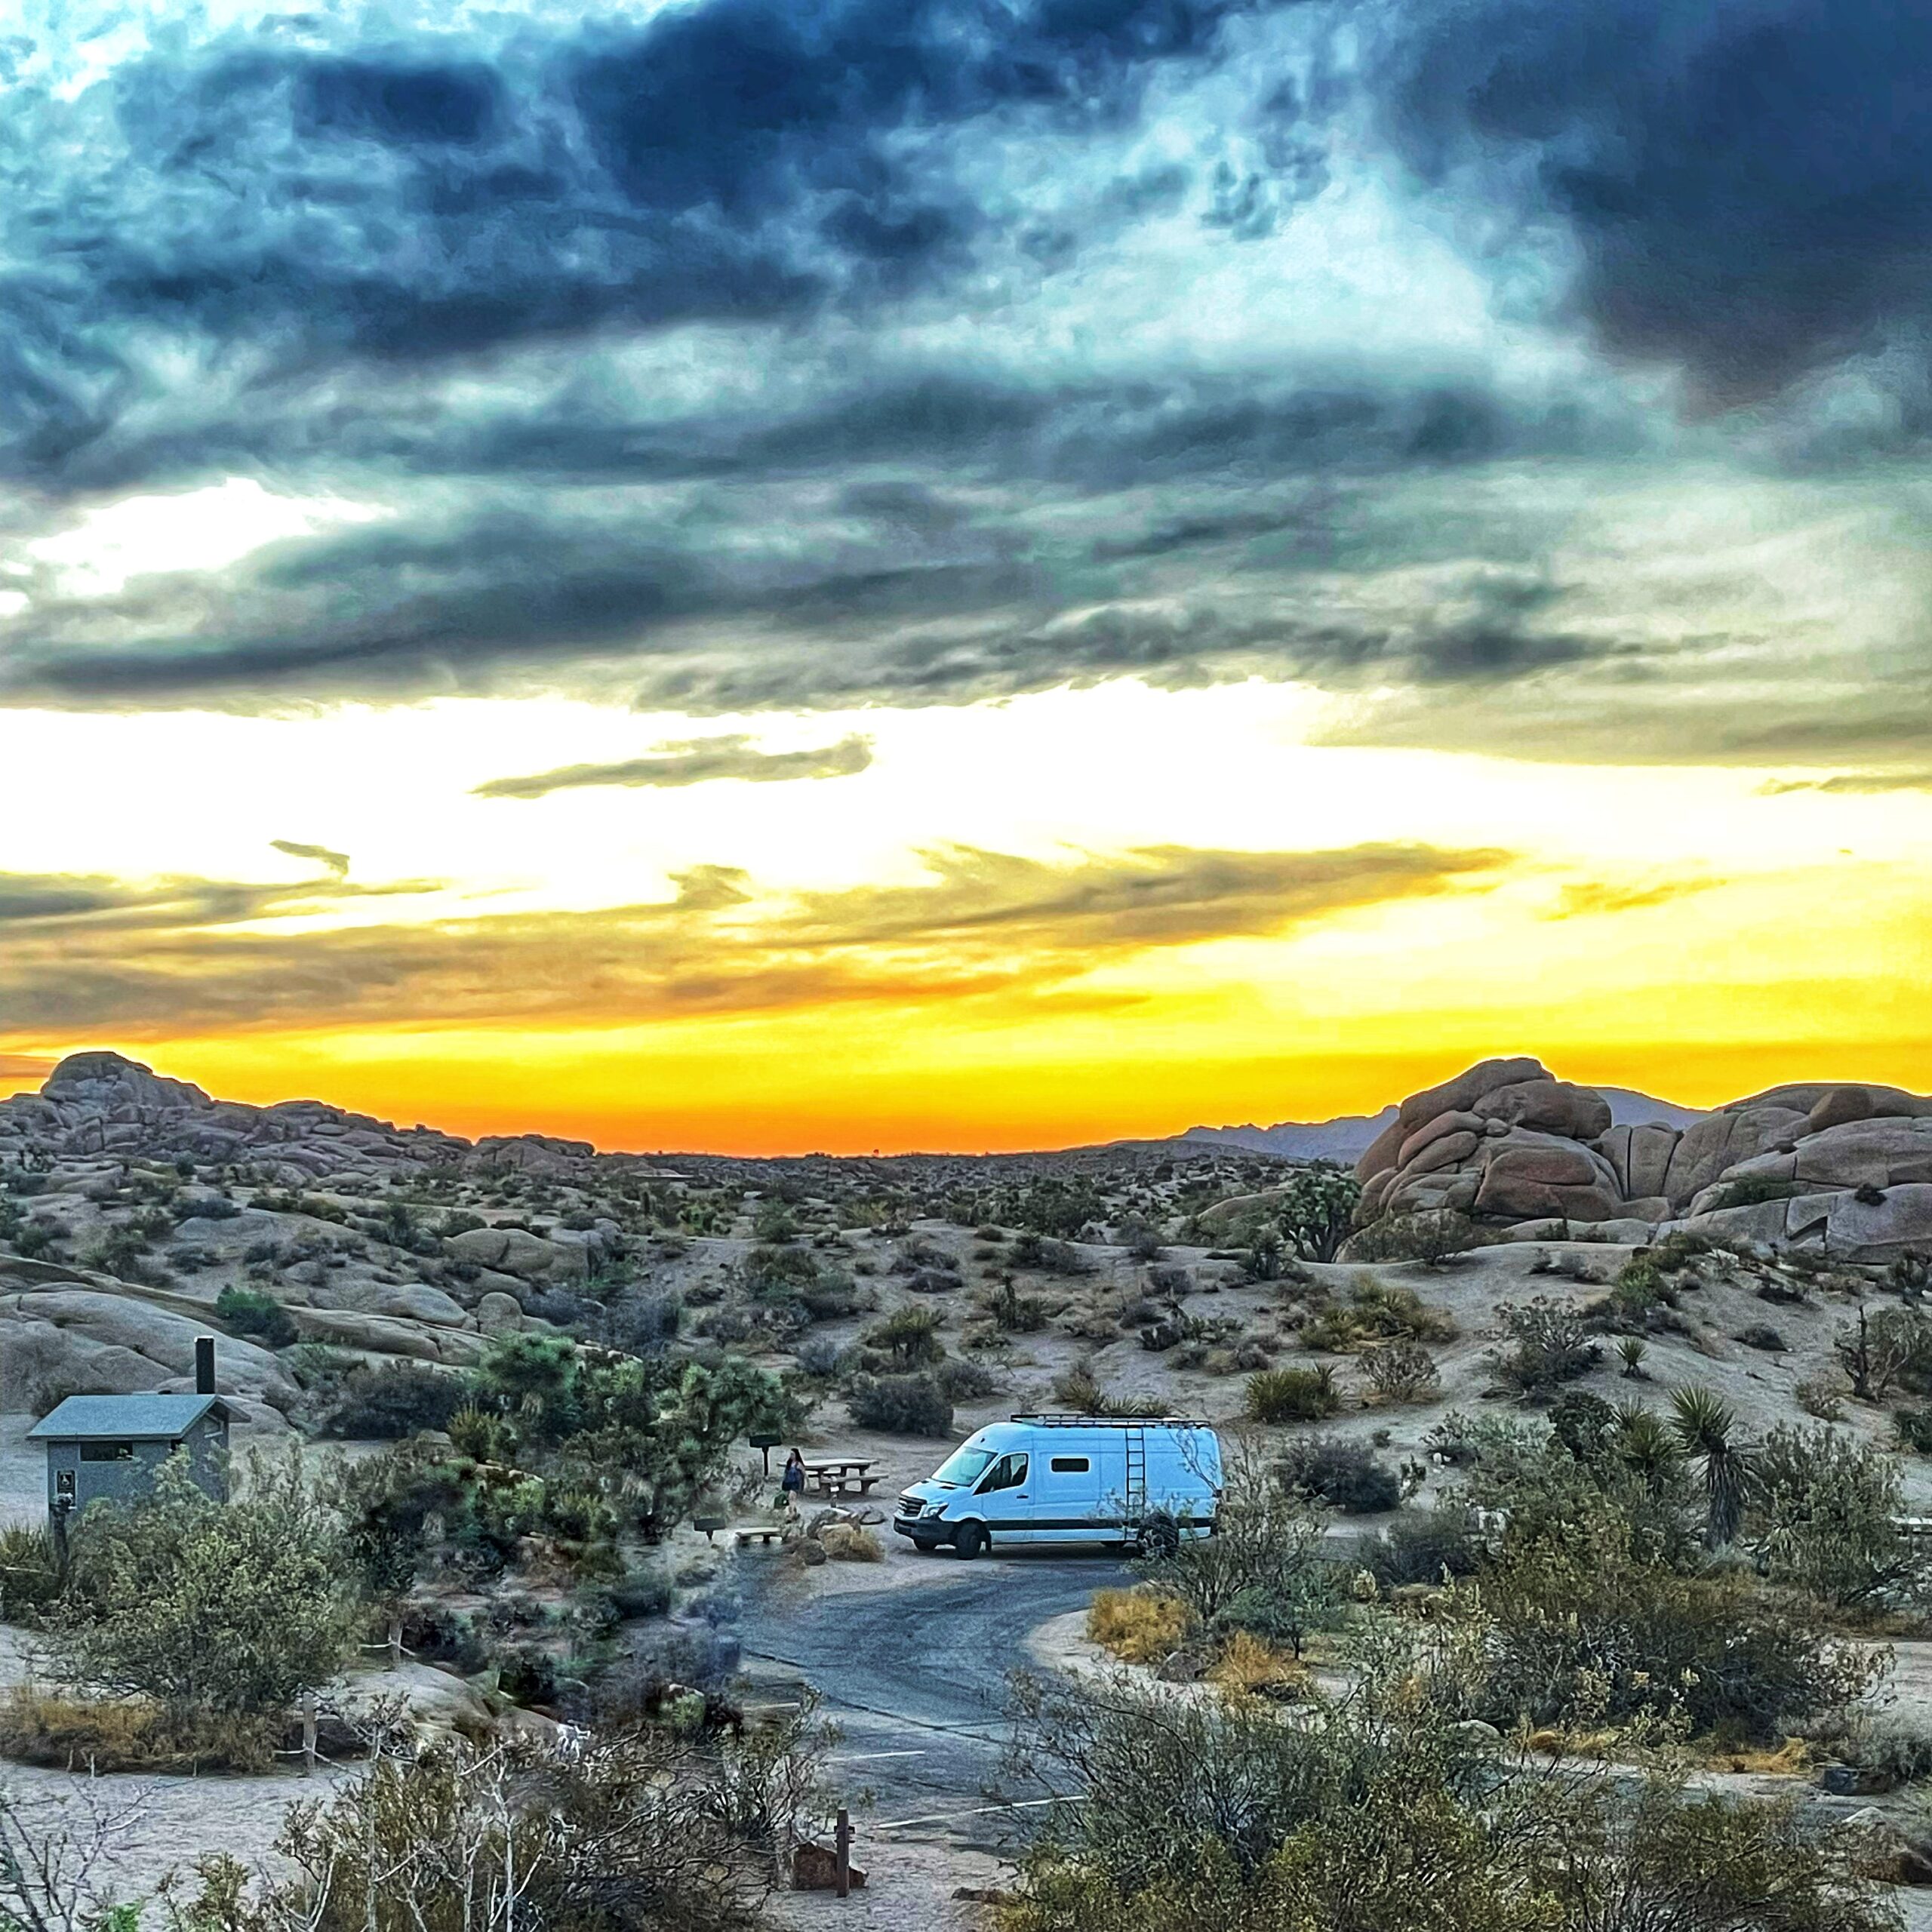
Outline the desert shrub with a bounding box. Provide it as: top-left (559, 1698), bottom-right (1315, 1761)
top-left (1832, 1709), bottom-right (1932, 1790)
top-left (323, 1361), bottom-right (470, 1439)
top-left (986, 1275), bottom-right (1051, 1331)
top-left (1346, 1208), bottom-right (1481, 1266)
top-left (796, 1269), bottom-right (869, 1320)
top-left (1897, 1405), bottom-right (1932, 1453)
top-left (934, 1355), bottom-right (1000, 1401)
top-left (1277, 1436), bottom-right (1401, 1514)
top-left (1359, 1340), bottom-right (1441, 1404)
top-left (1709, 1174), bottom-right (1801, 1211)
top-left (819, 1523), bottom-right (884, 1562)
top-left (55, 1449), bottom-right (357, 1721)
top-left (0, 1685), bottom-right (279, 1773)
top-left (175, 1193), bottom-right (242, 1221)
top-left (1206, 1629), bottom-right (1308, 1697)
top-left (846, 1373), bottom-right (953, 1437)
top-left (1051, 1365), bottom-right (1164, 1417)
top-left (170, 1718), bottom-right (818, 1932)
top-left (860, 1303), bottom-right (945, 1370)
top-left (1798, 1377), bottom-right (1850, 1423)
top-left (1301, 1275), bottom-right (1456, 1352)
top-left (1137, 1460), bottom-right (1343, 1657)
top-left (1488, 1297), bottom-right (1602, 1395)
top-left (1005, 1649), bottom-right (1899, 1932)
top-left (214, 1282), bottom-right (297, 1349)
top-left (0, 1524), bottom-right (60, 1619)
top-left (1749, 1423), bottom-right (1927, 1611)
top-left (1012, 1232), bottom-right (1092, 1274)
top-left (1244, 1364), bottom-right (1340, 1425)
top-left (1479, 1518), bottom-right (1878, 1743)
top-left (608, 1569), bottom-right (674, 1620)
top-left (1835, 1305), bottom-right (1932, 1401)
top-left (1088, 1586), bottom-right (1192, 1663)
top-left (1364, 1503), bottom-right (1485, 1588)
top-left (793, 1336), bottom-right (855, 1382)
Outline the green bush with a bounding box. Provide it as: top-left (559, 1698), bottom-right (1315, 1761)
top-left (1363, 1504), bottom-right (1484, 1588)
top-left (1300, 1275), bottom-right (1457, 1352)
top-left (1244, 1364), bottom-right (1340, 1425)
top-left (0, 1524), bottom-right (61, 1619)
top-left (1480, 1521), bottom-right (1878, 1743)
top-left (1487, 1298), bottom-right (1601, 1395)
top-left (1749, 1423), bottom-right (1926, 1611)
top-left (323, 1362), bottom-right (471, 1439)
top-left (1278, 1436), bottom-right (1401, 1514)
top-left (1709, 1175), bottom-right (1801, 1211)
top-left (214, 1283), bottom-right (297, 1350)
top-left (847, 1373), bottom-right (954, 1437)
top-left (1344, 1208), bottom-right (1481, 1266)
top-left (56, 1450), bottom-right (357, 1720)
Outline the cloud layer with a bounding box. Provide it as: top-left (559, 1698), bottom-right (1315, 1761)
top-left (0, 840), bottom-right (1507, 1033)
top-left (476, 732), bottom-right (873, 798)
top-left (0, 0), bottom-right (1926, 767)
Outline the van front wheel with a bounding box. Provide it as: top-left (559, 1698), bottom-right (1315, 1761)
top-left (952, 1523), bottom-right (989, 1560)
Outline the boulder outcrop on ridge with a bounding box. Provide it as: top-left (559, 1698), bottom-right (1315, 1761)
top-left (1352, 1060), bottom-right (1932, 1262)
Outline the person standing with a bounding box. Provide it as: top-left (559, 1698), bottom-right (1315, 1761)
top-left (780, 1447), bottom-right (807, 1506)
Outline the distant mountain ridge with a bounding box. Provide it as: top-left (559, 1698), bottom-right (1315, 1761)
top-left (1182, 1084), bottom-right (1705, 1164)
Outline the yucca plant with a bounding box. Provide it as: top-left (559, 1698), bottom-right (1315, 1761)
top-left (1617, 1336), bottom-right (1648, 1379)
top-left (1669, 1384), bottom-right (1752, 1548)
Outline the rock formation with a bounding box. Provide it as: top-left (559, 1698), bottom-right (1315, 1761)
top-left (1353, 1061), bottom-right (1932, 1262)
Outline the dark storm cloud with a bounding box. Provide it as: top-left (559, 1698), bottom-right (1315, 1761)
top-left (1, 0), bottom-right (1923, 760)
top-left (476, 732), bottom-right (874, 799)
top-left (1374, 0), bottom-right (1932, 407)
top-left (0, 0), bottom-right (1300, 485)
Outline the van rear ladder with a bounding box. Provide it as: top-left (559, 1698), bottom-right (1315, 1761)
top-left (1124, 1426), bottom-right (1147, 1525)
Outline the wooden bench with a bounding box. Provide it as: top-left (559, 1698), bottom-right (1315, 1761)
top-left (733, 1525), bottom-right (785, 1548)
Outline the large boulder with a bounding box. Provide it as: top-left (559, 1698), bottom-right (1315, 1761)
top-left (0, 1286), bottom-right (296, 1407)
top-left (1395, 1110), bottom-right (1487, 1170)
top-left (445, 1226), bottom-right (587, 1282)
top-left (1663, 1106), bottom-right (1808, 1206)
top-left (1472, 1079), bottom-right (1612, 1140)
top-left (1823, 1185), bottom-right (1932, 1263)
top-left (1793, 1116), bottom-right (1932, 1191)
top-left (39, 1051), bottom-right (211, 1114)
top-left (1393, 1057), bottom-right (1549, 1134)
top-left (1730, 1081), bottom-right (1929, 1121)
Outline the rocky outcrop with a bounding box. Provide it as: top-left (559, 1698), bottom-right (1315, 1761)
top-left (1355, 1059), bottom-right (1626, 1229)
top-left (0, 1051), bottom-right (599, 1187)
top-left (1351, 1061), bottom-right (1932, 1260)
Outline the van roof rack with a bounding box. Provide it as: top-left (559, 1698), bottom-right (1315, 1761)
top-left (1008, 1413), bottom-right (1211, 1428)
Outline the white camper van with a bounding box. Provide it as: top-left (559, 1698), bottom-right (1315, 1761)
top-left (892, 1414), bottom-right (1223, 1558)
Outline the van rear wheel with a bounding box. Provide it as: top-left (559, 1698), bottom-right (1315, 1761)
top-left (1137, 1515), bottom-right (1179, 1558)
top-left (952, 1523), bottom-right (988, 1560)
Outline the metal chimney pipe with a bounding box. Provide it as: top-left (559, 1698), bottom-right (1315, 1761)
top-left (195, 1335), bottom-right (216, 1396)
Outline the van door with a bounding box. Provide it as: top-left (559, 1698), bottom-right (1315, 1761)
top-left (973, 1449), bottom-right (1034, 1541)
top-left (1033, 1445), bottom-right (1103, 1542)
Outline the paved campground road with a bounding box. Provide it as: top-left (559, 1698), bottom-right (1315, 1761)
top-left (738, 1549), bottom-right (1130, 1854)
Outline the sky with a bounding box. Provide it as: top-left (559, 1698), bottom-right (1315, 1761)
top-left (2, 0), bottom-right (1930, 1153)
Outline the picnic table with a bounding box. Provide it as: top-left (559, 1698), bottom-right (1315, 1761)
top-left (800, 1457), bottom-right (879, 1497)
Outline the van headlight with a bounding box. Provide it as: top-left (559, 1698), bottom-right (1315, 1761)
top-left (921, 1501), bottom-right (947, 1518)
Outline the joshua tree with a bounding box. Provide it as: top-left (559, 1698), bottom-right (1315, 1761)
top-left (1669, 1385), bottom-right (1752, 1549)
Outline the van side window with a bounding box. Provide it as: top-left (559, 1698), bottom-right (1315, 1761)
top-left (977, 1453), bottom-right (1028, 1493)
top-left (1049, 1456), bottom-right (1091, 1474)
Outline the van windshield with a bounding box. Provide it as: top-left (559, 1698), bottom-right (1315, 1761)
top-left (932, 1446), bottom-right (995, 1487)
